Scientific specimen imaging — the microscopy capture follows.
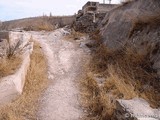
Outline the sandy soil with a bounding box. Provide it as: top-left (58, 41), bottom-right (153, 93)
top-left (31, 29), bottom-right (90, 120)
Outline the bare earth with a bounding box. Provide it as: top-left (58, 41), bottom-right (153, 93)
top-left (31, 29), bottom-right (89, 120)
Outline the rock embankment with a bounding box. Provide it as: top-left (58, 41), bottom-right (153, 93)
top-left (0, 31), bottom-right (33, 107)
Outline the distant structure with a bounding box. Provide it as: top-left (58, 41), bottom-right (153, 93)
top-left (81, 1), bottom-right (118, 15)
top-left (74, 1), bottom-right (118, 33)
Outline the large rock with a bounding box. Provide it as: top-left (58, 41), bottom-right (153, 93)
top-left (100, 0), bottom-right (160, 79)
top-left (74, 14), bottom-right (96, 33)
top-left (113, 98), bottom-right (160, 120)
top-left (100, 0), bottom-right (160, 50)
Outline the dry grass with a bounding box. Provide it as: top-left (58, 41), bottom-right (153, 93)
top-left (0, 38), bottom-right (23, 78)
top-left (0, 42), bottom-right (48, 120)
top-left (80, 44), bottom-right (159, 120)
top-left (65, 29), bottom-right (85, 40)
top-left (0, 56), bottom-right (22, 78)
top-left (24, 21), bottom-right (54, 31)
top-left (1, 15), bottom-right (75, 31)
top-left (36, 24), bottom-right (54, 31)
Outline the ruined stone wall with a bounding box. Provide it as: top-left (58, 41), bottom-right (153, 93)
top-left (98, 4), bottom-right (118, 13)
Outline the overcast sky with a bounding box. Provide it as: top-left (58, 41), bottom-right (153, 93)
top-left (0, 0), bottom-right (121, 21)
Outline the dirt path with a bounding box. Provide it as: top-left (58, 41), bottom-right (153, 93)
top-left (31, 29), bottom-right (90, 120)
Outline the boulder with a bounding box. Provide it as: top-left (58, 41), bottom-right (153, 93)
top-left (74, 14), bottom-right (96, 33)
top-left (113, 98), bottom-right (160, 120)
top-left (100, 0), bottom-right (160, 79)
top-left (100, 0), bottom-right (160, 50)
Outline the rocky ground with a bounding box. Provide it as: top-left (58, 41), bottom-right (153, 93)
top-left (30, 28), bottom-right (90, 120)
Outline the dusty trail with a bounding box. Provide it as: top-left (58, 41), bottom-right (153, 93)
top-left (31, 29), bottom-right (89, 120)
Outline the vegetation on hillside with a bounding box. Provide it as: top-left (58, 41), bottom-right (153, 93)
top-left (80, 12), bottom-right (160, 120)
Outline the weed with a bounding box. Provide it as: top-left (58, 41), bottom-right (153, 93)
top-left (81, 43), bottom-right (159, 119)
top-left (0, 42), bottom-right (48, 120)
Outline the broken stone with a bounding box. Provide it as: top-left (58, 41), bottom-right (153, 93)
top-left (113, 98), bottom-right (160, 120)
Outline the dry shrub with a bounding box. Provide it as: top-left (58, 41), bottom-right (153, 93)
top-left (0, 42), bottom-right (48, 120)
top-left (89, 30), bottom-right (102, 46)
top-left (0, 56), bottom-right (22, 78)
top-left (24, 24), bottom-right (53, 31)
top-left (81, 43), bottom-right (159, 119)
top-left (81, 72), bottom-right (115, 120)
top-left (36, 22), bottom-right (54, 31)
top-left (23, 20), bottom-right (54, 31)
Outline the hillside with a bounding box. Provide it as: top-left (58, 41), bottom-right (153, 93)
top-left (79, 0), bottom-right (160, 119)
top-left (0, 0), bottom-right (160, 120)
top-left (0, 15), bottom-right (75, 31)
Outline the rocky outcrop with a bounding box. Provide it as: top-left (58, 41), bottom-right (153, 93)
top-left (100, 0), bottom-right (160, 80)
top-left (74, 14), bottom-right (96, 33)
top-left (73, 13), bottom-right (106, 33)
top-left (73, 1), bottom-right (118, 33)
top-left (97, 1), bottom-right (160, 117)
top-left (113, 98), bottom-right (160, 120)
top-left (100, 0), bottom-right (160, 50)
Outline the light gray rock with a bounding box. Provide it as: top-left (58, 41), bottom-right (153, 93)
top-left (100, 0), bottom-right (160, 51)
top-left (0, 21), bottom-right (2, 28)
top-left (113, 98), bottom-right (160, 120)
top-left (0, 31), bottom-right (31, 58)
top-left (0, 31), bottom-right (10, 58)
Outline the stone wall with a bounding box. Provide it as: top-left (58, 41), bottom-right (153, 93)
top-left (0, 31), bottom-right (33, 107)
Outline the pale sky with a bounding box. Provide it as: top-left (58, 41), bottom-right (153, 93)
top-left (0, 0), bottom-right (121, 21)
